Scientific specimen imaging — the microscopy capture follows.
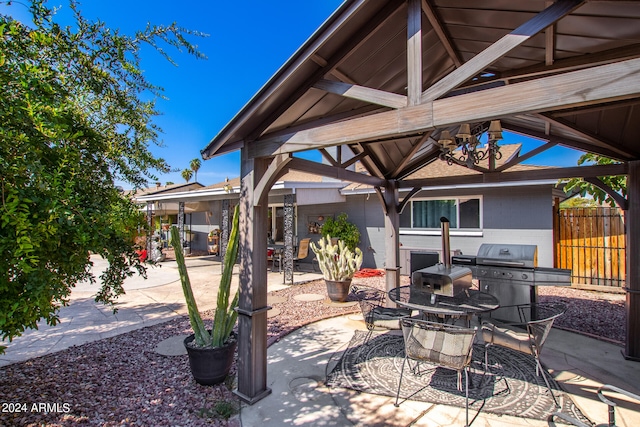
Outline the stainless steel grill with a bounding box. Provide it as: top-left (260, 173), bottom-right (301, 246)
top-left (452, 243), bottom-right (571, 322)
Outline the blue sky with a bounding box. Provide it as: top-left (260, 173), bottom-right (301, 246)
top-left (2, 0), bottom-right (585, 188)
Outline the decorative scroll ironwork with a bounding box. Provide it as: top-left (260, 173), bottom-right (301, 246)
top-left (283, 194), bottom-right (295, 284)
top-left (221, 199), bottom-right (230, 273)
top-left (147, 202), bottom-right (153, 253)
top-left (178, 201), bottom-right (185, 250)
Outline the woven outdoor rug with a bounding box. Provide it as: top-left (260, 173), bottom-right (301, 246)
top-left (326, 331), bottom-right (590, 423)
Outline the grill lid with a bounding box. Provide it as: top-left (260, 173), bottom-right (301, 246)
top-left (476, 243), bottom-right (537, 268)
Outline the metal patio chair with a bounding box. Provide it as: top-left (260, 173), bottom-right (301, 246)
top-left (482, 302), bottom-right (567, 408)
top-left (395, 318), bottom-right (477, 427)
top-left (350, 285), bottom-right (412, 344)
top-left (548, 384), bottom-right (640, 426)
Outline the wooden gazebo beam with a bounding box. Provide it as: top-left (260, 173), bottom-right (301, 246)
top-left (249, 57), bottom-right (640, 159)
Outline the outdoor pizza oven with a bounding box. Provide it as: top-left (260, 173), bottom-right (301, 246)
top-left (452, 243), bottom-right (571, 322)
top-left (411, 218), bottom-right (472, 297)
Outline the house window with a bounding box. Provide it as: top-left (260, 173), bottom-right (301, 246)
top-left (400, 197), bottom-right (481, 229)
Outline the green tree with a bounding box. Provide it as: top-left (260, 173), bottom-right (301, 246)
top-left (560, 196), bottom-right (600, 208)
top-left (320, 213), bottom-right (360, 251)
top-left (0, 0), bottom-right (205, 350)
top-left (181, 168), bottom-right (193, 183)
top-left (190, 157), bottom-right (201, 182)
top-left (563, 154), bottom-right (626, 207)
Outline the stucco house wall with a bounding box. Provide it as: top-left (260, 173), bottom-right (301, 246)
top-left (295, 185), bottom-right (556, 271)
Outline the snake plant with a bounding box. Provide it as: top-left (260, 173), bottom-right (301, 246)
top-left (171, 205), bottom-right (240, 348)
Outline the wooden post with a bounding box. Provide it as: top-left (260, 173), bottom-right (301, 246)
top-left (553, 197), bottom-right (560, 268)
top-left (407, 0), bottom-right (422, 106)
top-left (624, 160), bottom-right (640, 361)
top-left (383, 180), bottom-right (401, 299)
top-left (234, 148), bottom-right (272, 403)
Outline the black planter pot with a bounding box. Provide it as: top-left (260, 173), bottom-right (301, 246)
top-left (325, 279), bottom-right (352, 302)
top-left (183, 332), bottom-right (237, 386)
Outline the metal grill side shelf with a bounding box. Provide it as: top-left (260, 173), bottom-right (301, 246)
top-left (451, 243), bottom-right (571, 323)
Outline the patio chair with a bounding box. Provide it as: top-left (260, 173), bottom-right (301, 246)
top-left (350, 285), bottom-right (412, 344)
top-left (482, 302), bottom-right (567, 408)
top-left (395, 318), bottom-right (477, 427)
top-left (547, 384), bottom-right (640, 427)
top-left (274, 238), bottom-right (311, 273)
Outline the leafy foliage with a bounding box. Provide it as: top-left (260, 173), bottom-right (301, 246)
top-left (320, 212), bottom-right (360, 251)
top-left (559, 196), bottom-right (600, 208)
top-left (190, 157), bottom-right (201, 182)
top-left (0, 1), bottom-right (205, 347)
top-left (563, 154), bottom-right (626, 207)
top-left (181, 168), bottom-right (193, 183)
top-left (171, 205), bottom-right (239, 348)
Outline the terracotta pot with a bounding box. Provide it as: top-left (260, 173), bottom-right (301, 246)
top-left (325, 279), bottom-right (352, 302)
top-left (183, 332), bottom-right (237, 386)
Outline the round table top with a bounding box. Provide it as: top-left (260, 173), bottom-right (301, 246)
top-left (388, 286), bottom-right (499, 317)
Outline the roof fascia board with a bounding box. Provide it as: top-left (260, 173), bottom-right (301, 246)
top-left (340, 179), bottom-right (563, 195)
top-left (201, 0), bottom-right (366, 160)
top-left (399, 163), bottom-right (627, 189)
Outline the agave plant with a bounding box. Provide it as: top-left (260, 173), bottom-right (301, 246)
top-left (170, 205), bottom-right (240, 348)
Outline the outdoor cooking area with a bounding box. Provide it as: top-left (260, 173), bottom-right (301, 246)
top-left (406, 218), bottom-right (571, 322)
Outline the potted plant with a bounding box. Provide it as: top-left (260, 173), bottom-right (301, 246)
top-left (320, 213), bottom-right (360, 251)
top-left (170, 205), bottom-right (240, 385)
top-left (208, 229), bottom-right (220, 255)
top-left (311, 235), bottom-right (363, 302)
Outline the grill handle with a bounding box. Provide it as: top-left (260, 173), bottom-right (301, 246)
top-left (479, 260), bottom-right (526, 267)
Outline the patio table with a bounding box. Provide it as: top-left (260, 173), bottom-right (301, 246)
top-left (267, 246), bottom-right (284, 272)
top-left (388, 286), bottom-right (499, 326)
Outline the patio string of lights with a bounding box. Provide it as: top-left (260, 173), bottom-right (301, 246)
top-left (437, 120), bottom-right (503, 167)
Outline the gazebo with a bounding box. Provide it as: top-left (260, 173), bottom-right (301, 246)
top-left (201, 0), bottom-right (640, 403)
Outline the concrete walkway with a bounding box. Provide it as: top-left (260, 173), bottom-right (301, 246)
top-left (0, 255), bottom-right (322, 367)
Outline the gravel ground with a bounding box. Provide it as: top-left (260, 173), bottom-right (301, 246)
top-left (0, 276), bottom-right (625, 426)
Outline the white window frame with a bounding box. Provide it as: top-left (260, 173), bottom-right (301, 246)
top-left (399, 195), bottom-right (483, 237)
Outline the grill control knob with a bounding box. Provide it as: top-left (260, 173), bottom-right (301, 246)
top-left (522, 273), bottom-right (528, 280)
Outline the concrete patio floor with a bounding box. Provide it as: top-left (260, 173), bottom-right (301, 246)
top-left (240, 315), bottom-right (640, 426)
top-left (1, 255), bottom-right (639, 426)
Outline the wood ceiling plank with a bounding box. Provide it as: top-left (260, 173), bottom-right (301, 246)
top-left (245, 0), bottom-right (405, 143)
top-left (421, 0), bottom-right (584, 102)
top-left (391, 132), bottom-right (432, 178)
top-left (536, 113), bottom-right (640, 158)
top-left (421, 0), bottom-right (462, 67)
top-left (504, 123), bottom-right (635, 160)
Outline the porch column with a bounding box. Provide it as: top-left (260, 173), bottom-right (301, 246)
top-left (234, 148), bottom-right (272, 403)
top-left (624, 160), bottom-right (640, 361)
top-left (178, 201), bottom-right (185, 248)
top-left (383, 180), bottom-right (401, 296)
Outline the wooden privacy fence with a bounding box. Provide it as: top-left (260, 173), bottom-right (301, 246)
top-left (556, 207), bottom-right (626, 289)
